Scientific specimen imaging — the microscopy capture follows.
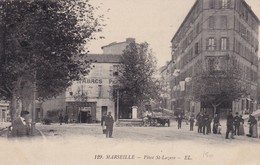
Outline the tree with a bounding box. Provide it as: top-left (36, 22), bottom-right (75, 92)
top-left (0, 0), bottom-right (104, 122)
top-left (191, 56), bottom-right (248, 115)
top-left (116, 42), bottom-right (160, 116)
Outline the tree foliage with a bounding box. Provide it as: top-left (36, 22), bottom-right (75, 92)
top-left (116, 42), bottom-right (160, 107)
top-left (191, 56), bottom-right (248, 114)
top-left (0, 0), bottom-right (103, 119)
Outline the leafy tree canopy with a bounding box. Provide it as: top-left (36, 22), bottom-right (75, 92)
top-left (0, 0), bottom-right (104, 101)
top-left (191, 56), bottom-right (248, 114)
top-left (116, 42), bottom-right (160, 107)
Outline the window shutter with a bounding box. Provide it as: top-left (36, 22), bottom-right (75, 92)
top-left (219, 0), bottom-right (222, 9)
top-left (214, 38), bottom-right (217, 50)
top-left (226, 38), bottom-right (229, 50)
top-left (206, 38), bottom-right (209, 50)
top-left (227, 0), bottom-right (231, 8)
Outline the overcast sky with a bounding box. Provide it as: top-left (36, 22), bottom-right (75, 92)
top-left (87, 0), bottom-right (260, 67)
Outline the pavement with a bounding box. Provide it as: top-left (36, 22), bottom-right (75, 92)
top-left (1, 120), bottom-right (260, 165)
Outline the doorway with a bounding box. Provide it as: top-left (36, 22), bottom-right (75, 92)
top-left (101, 106), bottom-right (108, 116)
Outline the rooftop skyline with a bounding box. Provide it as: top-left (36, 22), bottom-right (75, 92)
top-left (87, 0), bottom-right (260, 67)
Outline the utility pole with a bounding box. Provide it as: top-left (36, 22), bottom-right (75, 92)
top-left (116, 89), bottom-right (119, 122)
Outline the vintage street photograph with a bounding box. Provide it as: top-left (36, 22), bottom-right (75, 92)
top-left (0, 0), bottom-right (260, 165)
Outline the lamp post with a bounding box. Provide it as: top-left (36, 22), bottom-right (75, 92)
top-left (116, 89), bottom-right (119, 122)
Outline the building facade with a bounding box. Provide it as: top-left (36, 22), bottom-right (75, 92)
top-left (159, 61), bottom-right (173, 110)
top-left (170, 0), bottom-right (259, 116)
top-left (42, 38), bottom-right (135, 122)
top-left (0, 100), bottom-right (9, 122)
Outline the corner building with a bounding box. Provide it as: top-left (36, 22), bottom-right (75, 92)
top-left (170, 0), bottom-right (259, 116)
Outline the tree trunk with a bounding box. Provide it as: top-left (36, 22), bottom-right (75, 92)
top-left (212, 104), bottom-right (217, 115)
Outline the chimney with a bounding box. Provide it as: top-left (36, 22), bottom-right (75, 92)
top-left (126, 38), bottom-right (135, 43)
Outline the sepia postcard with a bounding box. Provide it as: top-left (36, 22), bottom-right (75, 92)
top-left (0, 0), bottom-right (260, 165)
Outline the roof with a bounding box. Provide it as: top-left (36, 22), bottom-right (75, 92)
top-left (101, 41), bottom-right (126, 49)
top-left (170, 0), bottom-right (199, 43)
top-left (84, 54), bottom-right (121, 63)
top-left (242, 0), bottom-right (260, 24)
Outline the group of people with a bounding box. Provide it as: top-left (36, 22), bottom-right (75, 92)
top-left (196, 112), bottom-right (219, 135)
top-left (177, 111), bottom-right (259, 139)
top-left (225, 112), bottom-right (245, 139)
top-left (101, 112), bottom-right (114, 138)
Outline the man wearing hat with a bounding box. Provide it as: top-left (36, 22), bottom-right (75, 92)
top-left (105, 112), bottom-right (114, 138)
top-left (10, 111), bottom-right (30, 137)
top-left (225, 111), bottom-right (234, 139)
top-left (233, 112), bottom-right (240, 136)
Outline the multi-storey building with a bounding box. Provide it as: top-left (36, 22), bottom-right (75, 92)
top-left (159, 61), bottom-right (173, 110)
top-left (170, 0), bottom-right (259, 116)
top-left (42, 38), bottom-right (135, 122)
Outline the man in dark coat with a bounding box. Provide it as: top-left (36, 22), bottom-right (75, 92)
top-left (176, 114), bottom-right (183, 129)
top-left (248, 114), bottom-right (257, 137)
top-left (196, 112), bottom-right (203, 133)
top-left (59, 113), bottom-right (63, 125)
top-left (226, 112), bottom-right (234, 139)
top-left (233, 112), bottom-right (240, 136)
top-left (10, 111), bottom-right (30, 137)
top-left (105, 112), bottom-right (114, 138)
top-left (189, 115), bottom-right (195, 131)
top-left (202, 112), bottom-right (209, 135)
top-left (64, 113), bottom-right (69, 124)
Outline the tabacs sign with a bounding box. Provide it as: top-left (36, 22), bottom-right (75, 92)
top-left (79, 78), bottom-right (119, 85)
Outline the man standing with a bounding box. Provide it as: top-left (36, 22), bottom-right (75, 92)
top-left (64, 113), bottom-right (69, 124)
top-left (189, 114), bottom-right (195, 131)
top-left (226, 111), bottom-right (234, 139)
top-left (59, 113), bottom-right (63, 125)
top-left (176, 114), bottom-right (182, 129)
top-left (196, 112), bottom-right (203, 133)
top-left (233, 112), bottom-right (240, 136)
top-left (202, 112), bottom-right (209, 135)
top-left (105, 112), bottom-right (114, 138)
top-left (10, 111), bottom-right (30, 137)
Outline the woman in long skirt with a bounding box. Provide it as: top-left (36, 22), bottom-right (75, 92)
top-left (248, 115), bottom-right (258, 138)
top-left (252, 123), bottom-right (258, 138)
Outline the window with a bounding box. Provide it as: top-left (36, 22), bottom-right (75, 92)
top-left (207, 38), bottom-right (216, 51)
top-left (209, 0), bottom-right (215, 9)
top-left (220, 37), bottom-right (228, 50)
top-left (208, 16), bottom-right (215, 29)
top-left (220, 16), bottom-right (227, 29)
top-left (113, 65), bottom-right (119, 76)
top-left (208, 58), bottom-right (216, 72)
top-left (195, 42), bottom-right (199, 55)
top-left (98, 85), bottom-right (102, 98)
top-left (221, 0), bottom-right (228, 9)
top-left (196, 23), bottom-right (200, 34)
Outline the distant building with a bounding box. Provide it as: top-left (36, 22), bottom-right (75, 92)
top-left (101, 38), bottom-right (135, 54)
top-left (170, 0), bottom-right (259, 116)
top-left (159, 61), bottom-right (173, 110)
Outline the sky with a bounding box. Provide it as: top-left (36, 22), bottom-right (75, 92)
top-left (87, 0), bottom-right (260, 68)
